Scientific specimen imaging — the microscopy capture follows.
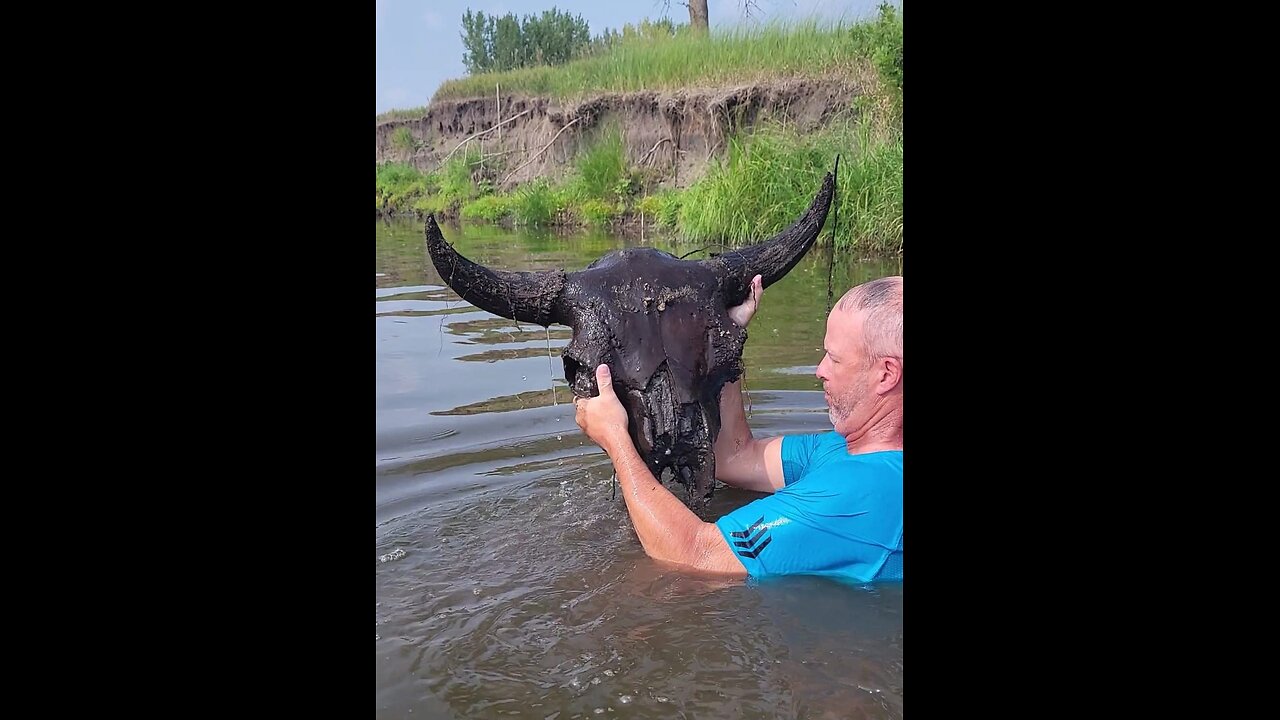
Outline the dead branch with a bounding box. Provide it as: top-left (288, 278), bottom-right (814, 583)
top-left (440, 108), bottom-right (533, 164)
top-left (479, 148), bottom-right (522, 162)
top-left (639, 137), bottom-right (673, 167)
top-left (500, 116), bottom-right (583, 186)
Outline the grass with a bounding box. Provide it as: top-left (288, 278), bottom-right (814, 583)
top-left (376, 107), bottom-right (430, 124)
top-left (512, 181), bottom-right (563, 226)
top-left (432, 12), bottom-right (901, 104)
top-left (375, 7), bottom-right (903, 256)
top-left (677, 118), bottom-right (901, 254)
top-left (571, 124), bottom-right (628, 200)
top-left (376, 163), bottom-right (435, 211)
top-left (377, 114), bottom-right (901, 255)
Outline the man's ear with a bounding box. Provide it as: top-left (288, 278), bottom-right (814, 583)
top-left (876, 356), bottom-right (902, 394)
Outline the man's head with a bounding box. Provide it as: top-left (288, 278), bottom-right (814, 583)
top-left (816, 276), bottom-right (903, 436)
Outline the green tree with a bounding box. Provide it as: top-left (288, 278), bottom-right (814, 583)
top-left (460, 9), bottom-right (491, 74)
top-left (459, 7), bottom-right (592, 74)
top-left (491, 13), bottom-right (522, 71)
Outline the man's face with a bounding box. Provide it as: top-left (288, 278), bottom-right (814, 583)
top-left (816, 307), bottom-right (873, 435)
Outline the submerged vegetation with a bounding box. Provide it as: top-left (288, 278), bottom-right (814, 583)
top-left (376, 6), bottom-right (903, 257)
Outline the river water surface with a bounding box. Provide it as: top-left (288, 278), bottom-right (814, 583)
top-left (376, 217), bottom-right (903, 719)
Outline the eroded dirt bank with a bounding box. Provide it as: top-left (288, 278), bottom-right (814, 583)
top-left (375, 76), bottom-right (871, 190)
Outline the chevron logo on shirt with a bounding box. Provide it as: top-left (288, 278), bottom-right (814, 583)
top-left (730, 516), bottom-right (772, 559)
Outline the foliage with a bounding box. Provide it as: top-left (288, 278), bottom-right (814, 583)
top-left (572, 125), bottom-right (628, 201)
top-left (678, 118), bottom-right (902, 254)
top-left (637, 191), bottom-right (682, 228)
top-left (512, 180), bottom-right (562, 226)
top-left (436, 16), bottom-right (896, 103)
top-left (376, 163), bottom-right (433, 212)
top-left (581, 18), bottom-right (685, 57)
top-left (575, 199), bottom-right (619, 228)
top-left (848, 3), bottom-right (903, 93)
top-left (461, 7), bottom-right (591, 74)
top-left (461, 194), bottom-right (515, 222)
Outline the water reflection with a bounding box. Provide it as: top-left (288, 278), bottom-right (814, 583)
top-left (433, 386), bottom-right (572, 416)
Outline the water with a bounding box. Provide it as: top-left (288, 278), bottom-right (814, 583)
top-left (376, 217), bottom-right (902, 719)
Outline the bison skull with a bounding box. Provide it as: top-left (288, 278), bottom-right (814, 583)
top-left (426, 170), bottom-right (834, 506)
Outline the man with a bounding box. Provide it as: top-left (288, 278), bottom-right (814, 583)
top-left (574, 274), bottom-right (903, 582)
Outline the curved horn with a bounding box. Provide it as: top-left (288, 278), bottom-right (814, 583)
top-left (701, 166), bottom-right (836, 307)
top-left (425, 214), bottom-right (568, 327)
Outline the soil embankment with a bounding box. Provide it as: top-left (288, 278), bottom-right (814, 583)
top-left (375, 76), bottom-right (867, 190)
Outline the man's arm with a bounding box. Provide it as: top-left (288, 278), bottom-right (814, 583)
top-left (713, 380), bottom-right (785, 492)
top-left (714, 274), bottom-right (786, 493)
top-left (576, 364), bottom-right (747, 577)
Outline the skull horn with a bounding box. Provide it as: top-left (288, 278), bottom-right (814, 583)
top-left (702, 164), bottom-right (836, 307)
top-left (425, 214), bottom-right (569, 327)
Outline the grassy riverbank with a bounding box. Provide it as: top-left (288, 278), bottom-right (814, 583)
top-left (375, 8), bottom-right (902, 256)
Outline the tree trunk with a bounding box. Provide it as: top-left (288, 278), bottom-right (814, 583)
top-left (689, 0), bottom-right (709, 33)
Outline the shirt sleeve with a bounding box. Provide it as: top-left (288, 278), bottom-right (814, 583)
top-left (714, 447), bottom-right (902, 582)
top-left (779, 433), bottom-right (824, 486)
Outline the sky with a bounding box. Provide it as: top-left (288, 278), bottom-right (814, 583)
top-left (375, 0), bottom-right (900, 116)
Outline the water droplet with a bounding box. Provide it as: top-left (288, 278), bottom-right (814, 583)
top-left (556, 435), bottom-right (563, 441)
top-left (619, 695), bottom-right (632, 704)
top-left (593, 710), bottom-right (604, 715)
top-left (656, 696), bottom-right (669, 703)
top-left (472, 587), bottom-right (480, 595)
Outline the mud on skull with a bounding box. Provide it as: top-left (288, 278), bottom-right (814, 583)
top-left (426, 170), bottom-right (835, 507)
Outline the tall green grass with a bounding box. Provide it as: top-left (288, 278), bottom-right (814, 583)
top-left (512, 181), bottom-right (563, 226)
top-left (376, 107), bottom-right (430, 124)
top-left (568, 124), bottom-right (634, 201)
top-left (376, 144), bottom-right (490, 215)
top-left (677, 119), bottom-right (901, 255)
top-left (376, 163), bottom-right (433, 211)
top-left (432, 12), bottom-right (901, 103)
top-left (436, 145), bottom-right (483, 204)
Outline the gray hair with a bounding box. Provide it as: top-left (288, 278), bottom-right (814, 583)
top-left (837, 276), bottom-right (903, 366)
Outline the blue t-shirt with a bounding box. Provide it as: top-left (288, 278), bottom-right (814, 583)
top-left (714, 432), bottom-right (903, 582)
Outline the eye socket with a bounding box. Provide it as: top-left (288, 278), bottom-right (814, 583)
top-left (563, 356), bottom-right (584, 379)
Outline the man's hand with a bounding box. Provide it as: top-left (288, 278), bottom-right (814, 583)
top-left (727, 274), bottom-right (764, 328)
top-left (574, 364), bottom-right (630, 454)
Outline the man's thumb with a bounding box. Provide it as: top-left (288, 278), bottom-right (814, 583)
top-left (595, 364), bottom-right (615, 396)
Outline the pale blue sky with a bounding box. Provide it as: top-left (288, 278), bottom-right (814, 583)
top-left (375, 0), bottom-right (900, 115)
